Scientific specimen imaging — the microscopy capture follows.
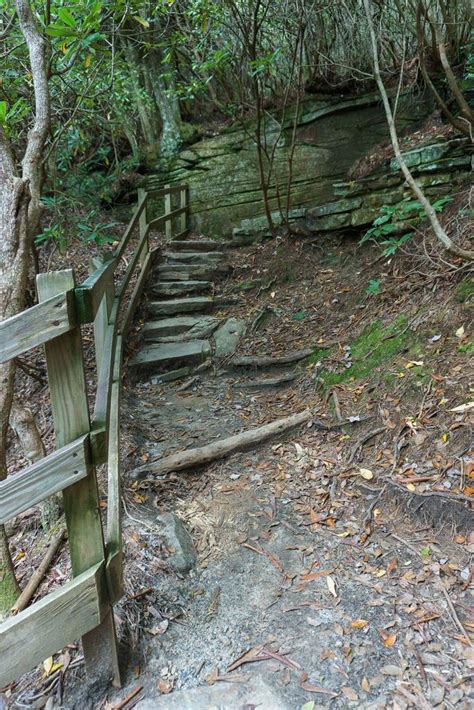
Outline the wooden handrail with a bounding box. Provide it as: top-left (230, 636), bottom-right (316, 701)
top-left (0, 182), bottom-right (190, 688)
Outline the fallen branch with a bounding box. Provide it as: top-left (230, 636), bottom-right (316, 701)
top-left (11, 527), bottom-right (66, 614)
top-left (132, 409), bottom-right (313, 479)
top-left (229, 349), bottom-right (315, 368)
top-left (348, 426), bottom-right (386, 464)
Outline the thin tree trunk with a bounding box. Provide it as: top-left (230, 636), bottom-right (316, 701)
top-left (121, 40), bottom-right (157, 147)
top-left (363, 0), bottom-right (474, 261)
top-left (0, 0), bottom-right (51, 614)
top-left (146, 54), bottom-right (182, 157)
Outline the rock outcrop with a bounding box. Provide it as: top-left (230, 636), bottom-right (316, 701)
top-left (144, 91), bottom-right (433, 236)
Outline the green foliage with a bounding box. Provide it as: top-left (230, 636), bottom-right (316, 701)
top-left (366, 279), bottom-right (381, 296)
top-left (360, 195), bottom-right (453, 257)
top-left (35, 223), bottom-right (68, 253)
top-left (76, 211), bottom-right (119, 245)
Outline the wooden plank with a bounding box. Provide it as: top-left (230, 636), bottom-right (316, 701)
top-left (74, 256), bottom-right (116, 324)
top-left (90, 424), bottom-right (107, 465)
top-left (36, 269), bottom-right (120, 687)
top-left (164, 182), bottom-right (173, 240)
top-left (0, 563), bottom-right (105, 687)
top-left (119, 250), bottom-right (154, 340)
top-left (148, 205), bottom-right (186, 231)
top-left (106, 336), bottom-right (123, 603)
top-left (145, 184), bottom-right (185, 199)
top-left (0, 435), bottom-right (89, 525)
top-left (90, 256), bottom-right (114, 372)
top-left (179, 185), bottom-right (188, 235)
top-left (137, 187), bottom-right (149, 267)
top-left (116, 227), bottom-right (149, 302)
top-left (93, 300), bottom-right (118, 429)
top-left (0, 290), bottom-right (75, 364)
top-left (114, 197), bottom-right (147, 261)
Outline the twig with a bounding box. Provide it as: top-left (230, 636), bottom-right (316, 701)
top-left (11, 528), bottom-right (66, 614)
top-left (331, 390), bottom-right (343, 422)
top-left (111, 685), bottom-right (143, 710)
top-left (438, 584), bottom-right (472, 646)
top-left (348, 426), bottom-right (386, 464)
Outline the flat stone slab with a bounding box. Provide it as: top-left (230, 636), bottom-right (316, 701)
top-left (151, 280), bottom-right (211, 297)
top-left (213, 317), bottom-right (246, 357)
top-left (143, 316), bottom-right (216, 338)
top-left (164, 251), bottom-right (225, 265)
top-left (135, 675), bottom-right (288, 710)
top-left (157, 264), bottom-right (229, 280)
top-left (148, 297), bottom-right (213, 316)
top-left (130, 340), bottom-right (211, 369)
top-left (169, 239), bottom-right (223, 252)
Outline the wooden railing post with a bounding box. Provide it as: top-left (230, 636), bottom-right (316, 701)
top-left (137, 188), bottom-right (149, 264)
top-left (180, 185), bottom-right (188, 237)
top-left (37, 269), bottom-right (121, 688)
top-left (90, 255), bottom-right (114, 373)
top-left (164, 182), bottom-right (173, 240)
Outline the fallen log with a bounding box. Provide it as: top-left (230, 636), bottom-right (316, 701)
top-left (132, 409), bottom-right (313, 480)
top-left (229, 349), bottom-right (315, 368)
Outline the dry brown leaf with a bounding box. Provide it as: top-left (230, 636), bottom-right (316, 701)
top-left (350, 619), bottom-right (368, 630)
top-left (301, 568), bottom-right (335, 582)
top-left (342, 686), bottom-right (358, 701)
top-left (383, 634), bottom-right (397, 648)
top-left (300, 681), bottom-right (338, 697)
top-left (361, 677), bottom-right (371, 692)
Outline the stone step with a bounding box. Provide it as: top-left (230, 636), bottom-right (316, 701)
top-left (130, 340), bottom-right (211, 370)
top-left (164, 251), bottom-right (225, 265)
top-left (148, 296), bottom-right (213, 316)
top-left (150, 280), bottom-right (211, 297)
top-left (169, 239), bottom-right (223, 252)
top-left (156, 264), bottom-right (229, 281)
top-left (143, 315), bottom-right (216, 338)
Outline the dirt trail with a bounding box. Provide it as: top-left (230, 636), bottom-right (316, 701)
top-left (86, 231), bottom-right (474, 710)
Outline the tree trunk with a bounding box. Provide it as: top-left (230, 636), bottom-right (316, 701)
top-left (0, 0), bottom-right (51, 614)
top-left (363, 0), bottom-right (474, 262)
top-left (146, 55), bottom-right (182, 157)
top-left (121, 39), bottom-right (158, 148)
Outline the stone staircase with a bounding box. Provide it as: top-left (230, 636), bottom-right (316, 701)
top-left (131, 239), bottom-right (244, 380)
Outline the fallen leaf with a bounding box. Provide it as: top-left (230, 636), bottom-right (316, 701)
top-left (450, 402), bottom-right (474, 413)
top-left (383, 634), bottom-right (397, 648)
top-left (361, 677), bottom-right (371, 692)
top-left (301, 703), bottom-right (315, 710)
top-left (300, 681), bottom-right (337, 697)
top-left (326, 575), bottom-right (337, 597)
top-left (405, 360), bottom-right (424, 368)
top-left (455, 325), bottom-right (465, 339)
top-left (342, 686), bottom-right (358, 701)
top-left (359, 468), bottom-right (373, 480)
top-left (301, 568), bottom-right (334, 582)
top-left (351, 619), bottom-right (368, 629)
top-left (380, 664), bottom-right (402, 676)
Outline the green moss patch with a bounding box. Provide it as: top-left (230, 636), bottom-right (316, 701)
top-left (456, 279), bottom-right (474, 303)
top-left (311, 316), bottom-right (413, 389)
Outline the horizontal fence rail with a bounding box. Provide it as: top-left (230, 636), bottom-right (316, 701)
top-left (0, 182), bottom-right (189, 689)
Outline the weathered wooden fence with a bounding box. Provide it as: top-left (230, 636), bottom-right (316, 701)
top-left (0, 183), bottom-right (189, 688)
